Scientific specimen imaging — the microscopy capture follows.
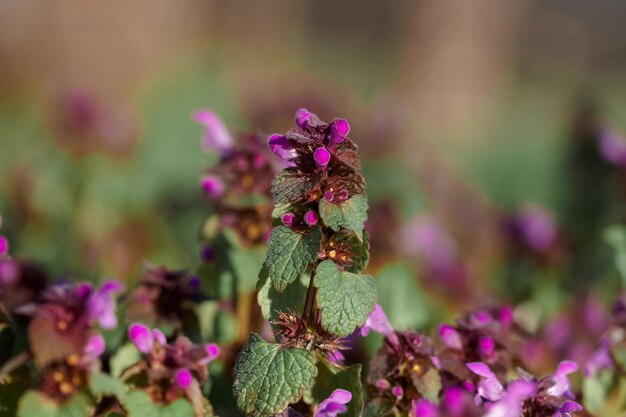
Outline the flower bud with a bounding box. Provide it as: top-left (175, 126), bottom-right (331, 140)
top-left (129, 323), bottom-right (153, 353)
top-left (201, 175), bottom-right (225, 198)
top-left (324, 191), bottom-right (335, 201)
top-left (174, 368), bottom-right (193, 389)
top-left (0, 235), bottom-right (8, 256)
top-left (204, 343), bottom-right (220, 362)
top-left (295, 108), bottom-right (312, 128)
top-left (330, 118), bottom-right (350, 144)
top-left (304, 210), bottom-right (318, 227)
top-left (281, 213), bottom-right (296, 228)
top-left (313, 147), bottom-right (331, 169)
top-left (338, 190), bottom-right (349, 201)
top-left (478, 336), bottom-right (495, 357)
top-left (268, 134), bottom-right (297, 160)
top-left (439, 324), bottom-right (463, 350)
top-left (391, 385), bottom-right (404, 398)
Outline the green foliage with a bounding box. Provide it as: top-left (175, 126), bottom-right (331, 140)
top-left (308, 360), bottom-right (363, 417)
top-left (605, 224), bottom-right (626, 286)
top-left (267, 226), bottom-right (322, 292)
top-left (583, 370), bottom-right (614, 413)
top-left (314, 260), bottom-right (377, 337)
top-left (376, 263), bottom-right (429, 330)
top-left (17, 390), bottom-right (92, 417)
top-left (257, 267), bottom-right (310, 322)
top-left (271, 170), bottom-right (320, 204)
top-left (109, 343), bottom-right (141, 378)
top-left (318, 195), bottom-right (368, 241)
top-left (89, 372), bottom-right (128, 402)
top-left (413, 366), bottom-right (441, 403)
top-left (124, 390), bottom-right (194, 417)
top-left (233, 334), bottom-right (317, 417)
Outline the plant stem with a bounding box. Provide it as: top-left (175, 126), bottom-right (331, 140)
top-left (302, 270), bottom-right (317, 322)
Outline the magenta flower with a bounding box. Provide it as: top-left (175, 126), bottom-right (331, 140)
top-left (478, 336), bottom-right (495, 357)
top-left (546, 361), bottom-right (578, 397)
top-left (598, 128), bottom-right (626, 168)
top-left (412, 399), bottom-right (439, 417)
top-left (304, 210), bottom-right (319, 227)
top-left (0, 235), bottom-right (8, 257)
top-left (466, 362), bottom-right (504, 404)
top-left (193, 110), bottom-right (233, 154)
top-left (314, 147), bottom-right (331, 169)
top-left (314, 389), bottom-right (352, 417)
top-left (87, 280), bottom-right (124, 330)
top-left (82, 334), bottom-right (105, 364)
top-left (555, 400), bottom-right (583, 417)
top-left (438, 324), bottom-right (463, 350)
top-left (174, 368), bottom-right (193, 389)
top-left (585, 342), bottom-right (613, 376)
top-left (282, 213), bottom-right (296, 228)
top-left (129, 323), bottom-right (155, 353)
top-left (201, 175), bottom-right (225, 198)
top-left (361, 304), bottom-right (399, 346)
top-left (295, 108), bottom-right (312, 129)
top-left (337, 190), bottom-right (349, 201)
top-left (509, 205), bottom-right (557, 252)
top-left (391, 385), bottom-right (403, 398)
top-left (201, 343), bottom-right (220, 365)
top-left (330, 119), bottom-right (350, 144)
top-left (269, 134), bottom-right (297, 161)
top-left (484, 380), bottom-right (537, 417)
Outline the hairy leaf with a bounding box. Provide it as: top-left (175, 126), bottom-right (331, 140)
top-left (89, 372), bottom-right (128, 402)
top-left (233, 333), bottom-right (317, 417)
top-left (318, 195), bottom-right (368, 241)
top-left (271, 169), bottom-right (320, 204)
top-left (124, 390), bottom-right (194, 417)
top-left (17, 390), bottom-right (92, 417)
top-left (267, 226), bottom-right (321, 292)
top-left (257, 266), bottom-right (310, 322)
top-left (314, 260), bottom-right (377, 337)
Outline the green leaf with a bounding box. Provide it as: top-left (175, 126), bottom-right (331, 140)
top-left (308, 360), bottom-right (363, 417)
top-left (257, 266), bottom-right (310, 322)
top-left (411, 366), bottom-right (441, 402)
top-left (124, 390), bottom-right (194, 417)
top-left (376, 263), bottom-right (429, 330)
top-left (223, 230), bottom-right (267, 293)
top-left (314, 260), bottom-right (377, 337)
top-left (318, 195), bottom-right (368, 241)
top-left (344, 231), bottom-right (369, 274)
top-left (363, 398), bottom-right (394, 417)
top-left (109, 343), bottom-right (141, 378)
top-left (89, 372), bottom-right (128, 402)
top-left (267, 226), bottom-right (321, 292)
top-left (233, 333), bottom-right (317, 417)
top-left (583, 370), bottom-right (614, 413)
top-left (17, 390), bottom-right (92, 417)
top-left (271, 169), bottom-right (321, 204)
top-left (605, 224), bottom-right (626, 286)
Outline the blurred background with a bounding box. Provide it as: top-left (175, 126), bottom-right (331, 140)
top-left (2, 0), bottom-right (626, 315)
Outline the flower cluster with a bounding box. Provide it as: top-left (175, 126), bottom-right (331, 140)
top-left (125, 323), bottom-right (219, 411)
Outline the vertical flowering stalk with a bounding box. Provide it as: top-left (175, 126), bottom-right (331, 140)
top-left (232, 109), bottom-right (374, 417)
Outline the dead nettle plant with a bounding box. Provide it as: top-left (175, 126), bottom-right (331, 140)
top-left (232, 109), bottom-right (375, 417)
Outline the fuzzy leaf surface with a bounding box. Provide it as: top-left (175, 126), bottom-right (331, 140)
top-left (267, 226), bottom-right (321, 292)
top-left (271, 169), bottom-right (320, 204)
top-left (233, 333), bottom-right (317, 417)
top-left (257, 266), bottom-right (309, 322)
top-left (314, 260), bottom-right (377, 337)
top-left (318, 195), bottom-right (368, 241)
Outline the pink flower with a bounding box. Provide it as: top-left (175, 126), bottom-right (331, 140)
top-left (438, 324), bottom-right (463, 350)
top-left (83, 334), bottom-right (105, 364)
top-left (129, 323), bottom-right (154, 353)
top-left (295, 108), bottom-right (312, 129)
top-left (361, 304), bottom-right (399, 346)
top-left (87, 280), bottom-right (124, 330)
top-left (314, 147), bottom-right (331, 169)
top-left (201, 175), bottom-right (225, 198)
top-left (412, 399), bottom-right (439, 417)
top-left (268, 134), bottom-right (297, 161)
top-left (466, 362), bottom-right (504, 404)
top-left (314, 389), bottom-right (352, 417)
top-left (0, 235), bottom-right (8, 256)
top-left (193, 110), bottom-right (233, 154)
top-left (304, 210), bottom-right (319, 227)
top-left (330, 119), bottom-right (350, 144)
top-left (174, 368), bottom-right (193, 389)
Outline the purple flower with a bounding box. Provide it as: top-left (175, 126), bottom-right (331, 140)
top-left (129, 323), bottom-right (154, 353)
top-left (400, 215), bottom-right (456, 269)
top-left (282, 213), bottom-right (297, 228)
top-left (478, 336), bottom-right (495, 357)
top-left (324, 191), bottom-right (335, 201)
top-left (82, 334), bottom-right (105, 364)
top-left (314, 389), bottom-right (352, 417)
top-left (87, 280), bottom-right (124, 330)
top-left (152, 328), bottom-right (166, 345)
top-left (441, 386), bottom-right (467, 416)
top-left (201, 175), bottom-right (225, 198)
top-left (466, 362), bottom-right (504, 404)
top-left (484, 380), bottom-right (537, 417)
top-left (174, 368), bottom-right (193, 389)
top-left (328, 349), bottom-right (345, 364)
top-left (295, 108), bottom-right (312, 129)
top-left (360, 304), bottom-right (399, 346)
top-left (554, 400), bottom-right (583, 417)
top-left (412, 399), bottom-right (439, 417)
top-left (268, 134), bottom-right (297, 161)
top-left (0, 235), bottom-right (8, 256)
top-left (585, 343), bottom-right (613, 376)
top-left (598, 128), bottom-right (626, 168)
top-left (304, 210), bottom-right (318, 227)
top-left (337, 190), bottom-right (349, 201)
top-left (202, 343), bottom-right (220, 364)
top-left (438, 324), bottom-right (463, 350)
top-left (193, 110), bottom-right (233, 154)
top-left (513, 206), bottom-right (558, 252)
top-left (201, 244), bottom-right (214, 263)
top-left (547, 360), bottom-right (578, 397)
top-left (314, 147), bottom-right (331, 169)
top-left (330, 119), bottom-right (350, 144)
top-left (391, 385), bottom-right (403, 398)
